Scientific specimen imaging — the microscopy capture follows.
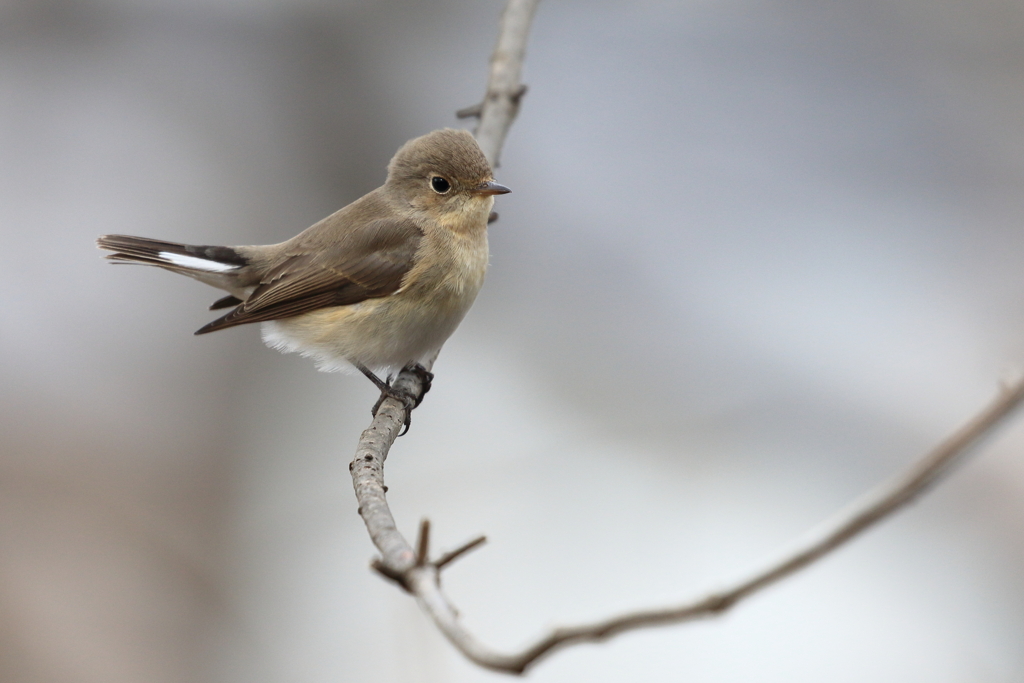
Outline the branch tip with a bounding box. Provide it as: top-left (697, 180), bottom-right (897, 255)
top-left (456, 103), bottom-right (483, 119)
top-left (415, 519), bottom-right (431, 567)
top-left (435, 535), bottom-right (488, 571)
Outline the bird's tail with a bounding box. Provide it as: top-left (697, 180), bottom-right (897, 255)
top-left (97, 234), bottom-right (247, 271)
top-left (96, 234), bottom-right (250, 307)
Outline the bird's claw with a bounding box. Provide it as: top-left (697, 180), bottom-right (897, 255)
top-left (407, 364), bottom-right (434, 409)
top-left (369, 364), bottom-right (434, 436)
top-left (371, 388), bottom-right (416, 435)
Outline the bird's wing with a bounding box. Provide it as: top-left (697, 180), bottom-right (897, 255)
top-left (195, 217), bottom-right (423, 334)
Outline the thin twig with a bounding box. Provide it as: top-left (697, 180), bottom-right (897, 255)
top-left (415, 519), bottom-right (431, 567)
top-left (483, 377), bottom-right (1024, 667)
top-left (436, 536), bottom-right (488, 570)
top-left (349, 0), bottom-right (1024, 674)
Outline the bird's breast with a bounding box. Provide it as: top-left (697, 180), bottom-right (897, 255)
top-left (440, 230), bottom-right (489, 298)
top-left (403, 223), bottom-right (489, 304)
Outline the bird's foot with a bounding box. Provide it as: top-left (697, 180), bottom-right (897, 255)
top-left (371, 386), bottom-right (417, 435)
top-left (406, 363), bottom-right (434, 409)
top-left (368, 364), bottom-right (434, 436)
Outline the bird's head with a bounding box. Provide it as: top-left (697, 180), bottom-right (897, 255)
top-left (385, 129), bottom-right (510, 228)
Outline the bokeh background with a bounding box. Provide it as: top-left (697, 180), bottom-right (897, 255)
top-left (3, 0), bottom-right (1024, 680)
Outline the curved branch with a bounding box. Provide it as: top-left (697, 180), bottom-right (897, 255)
top-left (349, 0), bottom-right (1024, 673)
top-left (353, 375), bottom-right (1024, 673)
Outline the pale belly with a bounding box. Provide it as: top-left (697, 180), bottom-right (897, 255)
top-left (260, 257), bottom-right (487, 374)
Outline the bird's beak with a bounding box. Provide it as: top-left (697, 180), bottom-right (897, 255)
top-left (472, 180), bottom-right (511, 196)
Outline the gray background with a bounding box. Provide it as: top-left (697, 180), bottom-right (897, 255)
top-left (3, 0), bottom-right (1024, 681)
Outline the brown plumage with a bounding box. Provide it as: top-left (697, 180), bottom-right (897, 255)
top-left (97, 129), bottom-right (510, 426)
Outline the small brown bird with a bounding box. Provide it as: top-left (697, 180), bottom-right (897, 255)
top-left (97, 129), bottom-right (509, 431)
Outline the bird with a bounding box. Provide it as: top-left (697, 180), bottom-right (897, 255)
top-left (97, 128), bottom-right (510, 433)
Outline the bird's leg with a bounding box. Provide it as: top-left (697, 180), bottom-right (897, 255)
top-left (355, 363), bottom-right (391, 396)
top-left (355, 363), bottom-right (432, 436)
top-left (355, 364), bottom-right (409, 419)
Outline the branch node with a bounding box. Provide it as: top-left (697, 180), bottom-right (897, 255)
top-left (371, 559), bottom-right (411, 592)
top-left (704, 592), bottom-right (736, 614)
top-left (456, 103), bottom-right (483, 119)
top-left (461, 84), bottom-right (529, 121)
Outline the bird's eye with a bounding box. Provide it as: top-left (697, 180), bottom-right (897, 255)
top-left (430, 176), bottom-right (451, 194)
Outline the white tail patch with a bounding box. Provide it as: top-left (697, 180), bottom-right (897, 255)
top-left (159, 252), bottom-right (240, 272)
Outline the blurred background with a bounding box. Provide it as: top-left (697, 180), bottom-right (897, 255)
top-left (3, 0), bottom-right (1024, 680)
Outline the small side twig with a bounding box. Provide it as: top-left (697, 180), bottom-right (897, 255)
top-left (415, 519), bottom-right (431, 567)
top-left (436, 536), bottom-right (488, 571)
top-left (455, 103), bottom-right (483, 119)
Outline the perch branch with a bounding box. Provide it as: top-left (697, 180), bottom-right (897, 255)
top-left (350, 0), bottom-right (1024, 673)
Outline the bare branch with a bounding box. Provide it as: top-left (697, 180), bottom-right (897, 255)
top-left (460, 0), bottom-right (540, 167)
top-left (474, 377), bottom-right (1024, 667)
top-left (348, 0), bottom-right (1024, 674)
top-left (353, 373), bottom-right (1024, 673)
top-left (349, 0), bottom-right (540, 576)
